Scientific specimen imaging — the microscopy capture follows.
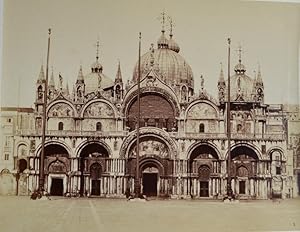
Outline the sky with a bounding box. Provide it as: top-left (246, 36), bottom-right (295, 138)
top-left (0, 0), bottom-right (299, 108)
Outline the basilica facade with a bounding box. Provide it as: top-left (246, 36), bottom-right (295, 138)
top-left (1, 25), bottom-right (296, 199)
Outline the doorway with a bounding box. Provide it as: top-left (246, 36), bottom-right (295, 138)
top-left (142, 173), bottom-right (158, 196)
top-left (200, 181), bottom-right (209, 197)
top-left (91, 180), bottom-right (101, 196)
top-left (50, 178), bottom-right (63, 196)
top-left (239, 180), bottom-right (246, 194)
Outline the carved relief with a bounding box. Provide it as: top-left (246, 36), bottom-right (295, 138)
top-left (48, 103), bottom-right (74, 117)
top-left (83, 102), bottom-right (114, 118)
top-left (129, 139), bottom-right (169, 158)
top-left (48, 160), bottom-right (67, 173)
top-left (187, 103), bottom-right (217, 119)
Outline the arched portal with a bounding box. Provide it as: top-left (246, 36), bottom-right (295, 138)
top-left (79, 143), bottom-right (109, 196)
top-left (189, 144), bottom-right (220, 198)
top-left (231, 146), bottom-right (259, 198)
top-left (42, 144), bottom-right (69, 196)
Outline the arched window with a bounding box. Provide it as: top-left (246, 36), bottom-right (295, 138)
top-left (37, 86), bottom-right (43, 100)
top-left (96, 122), bottom-right (102, 131)
top-left (58, 122), bottom-right (64, 131)
top-left (199, 123), bottom-right (205, 133)
top-left (237, 124), bottom-right (243, 133)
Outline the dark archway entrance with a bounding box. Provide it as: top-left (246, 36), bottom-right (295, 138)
top-left (199, 165), bottom-right (210, 197)
top-left (142, 166), bottom-right (159, 197)
top-left (50, 178), bottom-right (63, 196)
top-left (90, 163), bottom-right (102, 196)
top-left (79, 143), bottom-right (109, 196)
top-left (189, 144), bottom-right (219, 198)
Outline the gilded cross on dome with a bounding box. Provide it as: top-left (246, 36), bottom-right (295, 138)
top-left (157, 9), bottom-right (166, 32)
top-left (236, 44), bottom-right (243, 64)
top-left (94, 38), bottom-right (100, 61)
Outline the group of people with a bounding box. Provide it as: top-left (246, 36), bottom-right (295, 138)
top-left (30, 189), bottom-right (51, 200)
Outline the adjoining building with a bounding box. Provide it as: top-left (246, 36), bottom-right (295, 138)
top-left (1, 22), bottom-right (299, 199)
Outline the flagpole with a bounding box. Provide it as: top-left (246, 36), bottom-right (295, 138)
top-left (226, 38), bottom-right (233, 198)
top-left (134, 32), bottom-right (142, 198)
top-left (39, 28), bottom-right (51, 193)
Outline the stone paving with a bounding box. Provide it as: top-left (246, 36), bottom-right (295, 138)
top-left (0, 196), bottom-right (299, 232)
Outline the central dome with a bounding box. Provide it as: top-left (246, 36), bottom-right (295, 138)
top-left (132, 32), bottom-right (194, 90)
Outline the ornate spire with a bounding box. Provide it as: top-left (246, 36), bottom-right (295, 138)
top-left (219, 62), bottom-right (225, 82)
top-left (49, 66), bottom-right (55, 88)
top-left (38, 65), bottom-right (45, 80)
top-left (66, 81), bottom-right (69, 95)
top-left (115, 60), bottom-right (122, 81)
top-left (77, 65), bottom-right (84, 83)
top-left (58, 73), bottom-right (63, 90)
top-left (257, 63), bottom-right (262, 82)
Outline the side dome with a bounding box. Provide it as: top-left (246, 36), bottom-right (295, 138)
top-left (132, 34), bottom-right (193, 89)
top-left (84, 60), bottom-right (114, 93)
top-left (226, 62), bottom-right (254, 101)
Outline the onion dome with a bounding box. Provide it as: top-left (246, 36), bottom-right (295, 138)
top-left (132, 43), bottom-right (194, 90)
top-left (168, 36), bottom-right (180, 53)
top-left (91, 60), bottom-right (103, 73)
top-left (84, 60), bottom-right (114, 93)
top-left (157, 31), bottom-right (169, 49)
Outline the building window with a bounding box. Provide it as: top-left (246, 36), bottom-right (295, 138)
top-left (237, 124), bottom-right (243, 133)
top-left (96, 122), bottom-right (102, 131)
top-left (4, 154), bottom-right (9, 160)
top-left (199, 123), bottom-right (205, 133)
top-left (7, 118), bottom-right (12, 123)
top-left (58, 122), bottom-right (64, 131)
top-left (276, 166), bottom-right (281, 175)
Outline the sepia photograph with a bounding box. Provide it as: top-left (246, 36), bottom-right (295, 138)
top-left (0, 0), bottom-right (299, 231)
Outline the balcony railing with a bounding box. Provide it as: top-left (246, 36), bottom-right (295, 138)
top-left (183, 132), bottom-right (285, 141)
top-left (16, 129), bottom-right (128, 137)
top-left (16, 129), bottom-right (284, 141)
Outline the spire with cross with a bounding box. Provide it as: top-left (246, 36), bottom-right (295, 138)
top-left (237, 44), bottom-right (243, 64)
top-left (95, 39), bottom-right (100, 61)
top-left (157, 9), bottom-right (166, 33)
top-left (168, 16), bottom-right (174, 37)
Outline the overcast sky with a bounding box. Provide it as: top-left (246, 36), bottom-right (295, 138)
top-left (1, 0), bottom-right (299, 107)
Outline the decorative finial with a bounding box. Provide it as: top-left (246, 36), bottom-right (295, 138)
top-left (48, 28), bottom-right (51, 36)
top-left (227, 38), bottom-right (231, 45)
top-left (95, 38), bottom-right (100, 61)
top-left (237, 43), bottom-right (242, 64)
top-left (158, 9), bottom-right (166, 33)
top-left (168, 16), bottom-right (174, 37)
top-left (150, 43), bottom-right (155, 66)
top-left (200, 75), bottom-right (204, 89)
